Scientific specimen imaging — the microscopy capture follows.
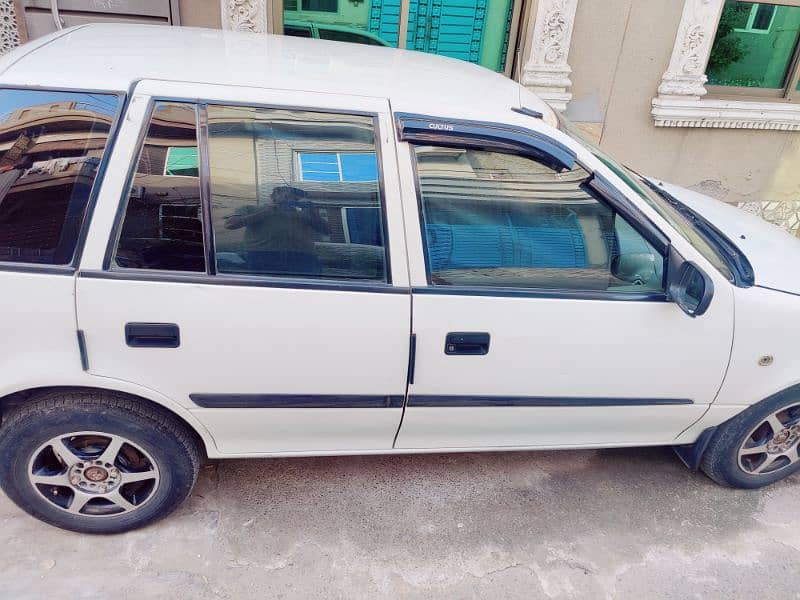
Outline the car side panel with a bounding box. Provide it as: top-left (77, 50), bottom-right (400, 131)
top-left (715, 285), bottom-right (800, 406)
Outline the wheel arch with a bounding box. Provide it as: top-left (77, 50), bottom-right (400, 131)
top-left (0, 385), bottom-right (215, 458)
top-left (675, 382), bottom-right (800, 471)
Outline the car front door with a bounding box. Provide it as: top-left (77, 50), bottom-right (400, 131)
top-left (393, 114), bottom-right (734, 450)
top-left (77, 82), bottom-right (410, 455)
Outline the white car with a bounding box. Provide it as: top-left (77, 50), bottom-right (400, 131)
top-left (1, 24), bottom-right (799, 534)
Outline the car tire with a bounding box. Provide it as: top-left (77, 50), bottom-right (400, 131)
top-left (0, 389), bottom-right (202, 534)
top-left (701, 388), bottom-right (800, 489)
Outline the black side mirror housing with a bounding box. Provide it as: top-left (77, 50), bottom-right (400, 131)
top-left (667, 248), bottom-right (714, 317)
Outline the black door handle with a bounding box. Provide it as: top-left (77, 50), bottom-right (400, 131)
top-left (445, 332), bottom-right (490, 355)
top-left (125, 323), bottom-right (180, 348)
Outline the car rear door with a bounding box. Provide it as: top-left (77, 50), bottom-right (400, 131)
top-left (76, 81), bottom-right (411, 455)
top-left (393, 114), bottom-right (735, 450)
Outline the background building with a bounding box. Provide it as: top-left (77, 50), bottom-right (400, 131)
top-left (2, 0), bottom-right (799, 233)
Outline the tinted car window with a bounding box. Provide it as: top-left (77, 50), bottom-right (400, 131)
top-left (114, 102), bottom-right (205, 272)
top-left (317, 29), bottom-right (386, 45)
top-left (0, 89), bottom-right (120, 265)
top-left (284, 25), bottom-right (313, 38)
top-left (414, 146), bottom-right (664, 293)
top-left (206, 105), bottom-right (387, 281)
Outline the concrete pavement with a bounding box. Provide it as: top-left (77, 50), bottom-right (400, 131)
top-left (1, 447), bottom-right (799, 599)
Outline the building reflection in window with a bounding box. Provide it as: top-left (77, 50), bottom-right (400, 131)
top-left (0, 90), bottom-right (120, 265)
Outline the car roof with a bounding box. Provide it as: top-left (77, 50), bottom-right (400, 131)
top-left (0, 23), bottom-right (555, 124)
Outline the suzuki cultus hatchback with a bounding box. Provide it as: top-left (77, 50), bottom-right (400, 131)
top-left (1, 24), bottom-right (800, 533)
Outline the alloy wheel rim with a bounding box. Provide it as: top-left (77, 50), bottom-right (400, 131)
top-left (738, 405), bottom-right (800, 476)
top-left (28, 431), bottom-right (160, 517)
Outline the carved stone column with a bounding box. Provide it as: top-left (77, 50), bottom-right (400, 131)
top-left (0, 0), bottom-right (23, 55)
top-left (656, 0), bottom-right (725, 100)
top-left (520, 0), bottom-right (579, 112)
top-left (221, 0), bottom-right (270, 33)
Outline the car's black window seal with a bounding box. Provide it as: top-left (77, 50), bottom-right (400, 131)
top-left (402, 117), bottom-right (670, 302)
top-left (104, 96), bottom-right (395, 287)
top-left (641, 179), bottom-right (754, 288)
top-left (0, 84), bottom-right (127, 274)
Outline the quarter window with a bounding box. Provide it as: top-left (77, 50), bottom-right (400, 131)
top-left (0, 89), bottom-right (120, 265)
top-left (207, 105), bottom-right (387, 281)
top-left (413, 146), bottom-right (664, 293)
top-left (114, 102), bottom-right (205, 272)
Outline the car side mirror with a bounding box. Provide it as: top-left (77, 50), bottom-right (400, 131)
top-left (668, 260), bottom-right (714, 317)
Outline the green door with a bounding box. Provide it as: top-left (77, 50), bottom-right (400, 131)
top-left (368, 0), bottom-right (513, 71)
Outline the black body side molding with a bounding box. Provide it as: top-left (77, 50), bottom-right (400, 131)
top-left (190, 394), bottom-right (405, 408)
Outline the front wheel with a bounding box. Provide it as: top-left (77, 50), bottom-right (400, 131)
top-left (702, 389), bottom-right (800, 489)
top-left (0, 390), bottom-right (202, 533)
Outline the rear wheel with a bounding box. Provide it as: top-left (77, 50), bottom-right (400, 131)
top-left (0, 390), bottom-right (201, 533)
top-left (702, 390), bottom-right (800, 489)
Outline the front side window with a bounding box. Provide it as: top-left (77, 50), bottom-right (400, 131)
top-left (413, 146), bottom-right (664, 293)
top-left (0, 88), bottom-right (120, 265)
top-left (707, 1), bottom-right (800, 93)
top-left (114, 102), bottom-right (205, 272)
top-left (207, 105), bottom-right (387, 281)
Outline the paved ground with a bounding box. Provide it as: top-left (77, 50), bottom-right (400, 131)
top-left (1, 447), bottom-right (799, 599)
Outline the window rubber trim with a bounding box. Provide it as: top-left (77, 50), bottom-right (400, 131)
top-left (643, 179), bottom-right (755, 288)
top-left (79, 269), bottom-right (409, 294)
top-left (587, 172), bottom-right (670, 256)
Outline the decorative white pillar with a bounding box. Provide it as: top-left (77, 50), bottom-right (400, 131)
top-left (520, 0), bottom-right (579, 112)
top-left (0, 0), bottom-right (23, 55)
top-left (656, 0), bottom-right (725, 100)
top-left (221, 0), bottom-right (270, 33)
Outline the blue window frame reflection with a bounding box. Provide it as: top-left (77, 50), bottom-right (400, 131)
top-left (298, 152), bottom-right (378, 182)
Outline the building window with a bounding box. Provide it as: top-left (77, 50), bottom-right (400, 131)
top-left (164, 146), bottom-right (199, 177)
top-left (300, 0), bottom-right (337, 12)
top-left (738, 3), bottom-right (778, 31)
top-left (707, 1), bottom-right (800, 94)
top-left (653, 0), bottom-right (800, 129)
top-left (297, 152), bottom-right (378, 182)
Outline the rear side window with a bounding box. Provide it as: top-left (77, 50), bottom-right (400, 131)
top-left (0, 89), bottom-right (120, 265)
top-left (206, 105), bottom-right (387, 281)
top-left (114, 102), bottom-right (205, 272)
top-left (113, 103), bottom-right (388, 282)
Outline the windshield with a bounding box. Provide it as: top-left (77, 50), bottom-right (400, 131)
top-left (555, 112), bottom-right (734, 282)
